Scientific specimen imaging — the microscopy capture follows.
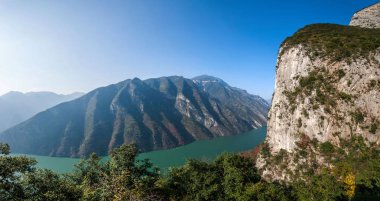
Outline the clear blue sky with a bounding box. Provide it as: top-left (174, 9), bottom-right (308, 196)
top-left (0, 0), bottom-right (377, 99)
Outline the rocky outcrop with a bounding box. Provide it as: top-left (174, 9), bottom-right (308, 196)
top-left (0, 76), bottom-right (269, 157)
top-left (267, 42), bottom-right (380, 153)
top-left (259, 4), bottom-right (380, 180)
top-left (350, 2), bottom-right (380, 28)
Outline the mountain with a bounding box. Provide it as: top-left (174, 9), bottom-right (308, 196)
top-left (257, 3), bottom-right (380, 181)
top-left (0, 91), bottom-right (84, 132)
top-left (0, 76), bottom-right (269, 157)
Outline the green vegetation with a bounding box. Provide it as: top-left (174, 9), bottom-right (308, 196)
top-left (0, 143), bottom-right (80, 200)
top-left (261, 142), bottom-right (271, 158)
top-left (2, 140), bottom-right (380, 200)
top-left (161, 154), bottom-right (276, 201)
top-left (281, 24), bottom-right (380, 62)
top-left (351, 111), bottom-right (365, 124)
top-left (369, 80), bottom-right (377, 88)
top-left (338, 92), bottom-right (352, 102)
top-left (370, 122), bottom-right (378, 134)
top-left (337, 69), bottom-right (346, 79)
top-left (319, 141), bottom-right (335, 155)
top-left (266, 135), bottom-right (380, 201)
top-left (283, 68), bottom-right (354, 115)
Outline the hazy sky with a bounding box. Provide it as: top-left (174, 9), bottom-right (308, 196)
top-left (0, 0), bottom-right (377, 99)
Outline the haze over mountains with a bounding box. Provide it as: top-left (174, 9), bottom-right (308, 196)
top-left (0, 91), bottom-right (84, 132)
top-left (0, 75), bottom-right (269, 157)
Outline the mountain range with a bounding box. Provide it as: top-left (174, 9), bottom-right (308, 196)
top-left (0, 91), bottom-right (84, 132)
top-left (0, 75), bottom-right (269, 157)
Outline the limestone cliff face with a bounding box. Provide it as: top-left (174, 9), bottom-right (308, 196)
top-left (350, 2), bottom-right (380, 28)
top-left (259, 4), bottom-right (380, 180)
top-left (267, 44), bottom-right (380, 153)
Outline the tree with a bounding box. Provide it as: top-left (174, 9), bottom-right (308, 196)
top-left (105, 144), bottom-right (161, 200)
top-left (1, 143), bottom-right (81, 201)
top-left (242, 181), bottom-right (295, 201)
top-left (0, 143), bottom-right (36, 200)
top-left (70, 144), bottom-right (163, 201)
top-left (161, 153), bottom-right (262, 201)
top-left (21, 169), bottom-right (81, 201)
top-left (69, 153), bottom-right (105, 200)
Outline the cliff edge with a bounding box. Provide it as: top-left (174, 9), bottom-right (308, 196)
top-left (259, 3), bottom-right (380, 181)
top-left (350, 2), bottom-right (380, 28)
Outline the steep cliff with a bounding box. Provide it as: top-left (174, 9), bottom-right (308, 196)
top-left (0, 76), bottom-right (268, 157)
top-left (350, 2), bottom-right (380, 28)
top-left (259, 5), bottom-right (380, 180)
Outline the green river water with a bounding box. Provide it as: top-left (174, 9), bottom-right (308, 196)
top-left (14, 127), bottom-right (266, 173)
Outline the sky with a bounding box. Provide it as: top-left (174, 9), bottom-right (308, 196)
top-left (0, 0), bottom-right (378, 99)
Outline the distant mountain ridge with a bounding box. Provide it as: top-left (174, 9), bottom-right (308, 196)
top-left (0, 91), bottom-right (84, 132)
top-left (0, 75), bottom-right (269, 157)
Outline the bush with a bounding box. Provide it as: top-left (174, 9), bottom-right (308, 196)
top-left (320, 141), bottom-right (335, 155)
top-left (337, 69), bottom-right (346, 79)
top-left (352, 111), bottom-right (364, 123)
top-left (369, 80), bottom-right (377, 88)
top-left (339, 92), bottom-right (352, 101)
top-left (261, 143), bottom-right (271, 158)
top-left (370, 123), bottom-right (378, 134)
top-left (274, 149), bottom-right (288, 165)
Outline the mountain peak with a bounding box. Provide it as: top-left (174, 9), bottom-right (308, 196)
top-left (192, 75), bottom-right (222, 81)
top-left (192, 75), bottom-right (229, 86)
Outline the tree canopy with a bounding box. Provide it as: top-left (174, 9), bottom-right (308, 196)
top-left (1, 141), bottom-right (380, 201)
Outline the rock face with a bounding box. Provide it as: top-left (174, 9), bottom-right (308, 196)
top-left (0, 91), bottom-right (84, 132)
top-left (350, 2), bottom-right (380, 28)
top-left (260, 4), bottom-right (380, 180)
top-left (0, 75), bottom-right (269, 157)
top-left (267, 34), bottom-right (380, 153)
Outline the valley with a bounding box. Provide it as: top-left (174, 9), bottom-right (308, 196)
top-left (0, 1), bottom-right (379, 200)
top-left (13, 127), bottom-right (266, 173)
top-left (0, 75), bottom-right (269, 157)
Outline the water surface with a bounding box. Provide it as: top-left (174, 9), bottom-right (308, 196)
top-left (15, 127), bottom-right (266, 173)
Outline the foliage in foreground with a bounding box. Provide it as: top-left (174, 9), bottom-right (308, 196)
top-left (1, 141), bottom-right (380, 201)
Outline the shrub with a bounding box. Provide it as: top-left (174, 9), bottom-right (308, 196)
top-left (319, 141), bottom-right (335, 155)
top-left (274, 149), bottom-right (288, 165)
top-left (261, 143), bottom-right (271, 158)
top-left (338, 92), bottom-right (352, 101)
top-left (337, 69), bottom-right (346, 79)
top-left (352, 111), bottom-right (364, 123)
top-left (370, 123), bottom-right (378, 134)
top-left (369, 80), bottom-right (377, 89)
